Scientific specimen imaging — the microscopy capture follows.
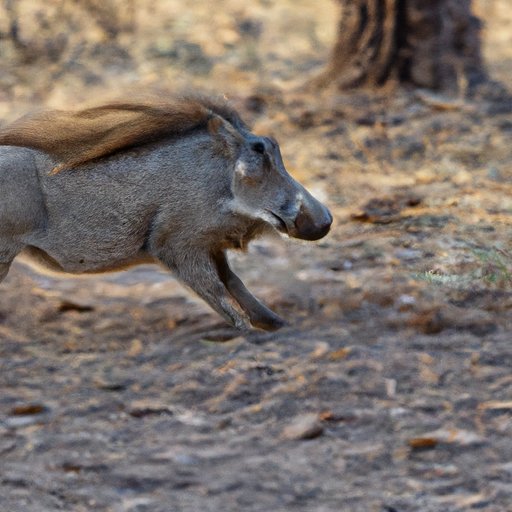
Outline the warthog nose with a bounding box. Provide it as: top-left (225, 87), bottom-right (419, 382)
top-left (294, 205), bottom-right (333, 241)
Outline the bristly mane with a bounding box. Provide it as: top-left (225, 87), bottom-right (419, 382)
top-left (0, 95), bottom-right (249, 173)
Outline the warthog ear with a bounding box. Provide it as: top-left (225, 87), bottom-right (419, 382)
top-left (207, 116), bottom-right (223, 135)
top-left (208, 115), bottom-right (243, 158)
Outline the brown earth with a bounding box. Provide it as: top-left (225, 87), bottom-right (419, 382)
top-left (1, 1), bottom-right (511, 511)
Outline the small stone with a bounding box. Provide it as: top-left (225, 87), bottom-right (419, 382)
top-left (487, 166), bottom-right (503, 182)
top-left (415, 169), bottom-right (437, 184)
top-left (398, 294), bottom-right (416, 305)
top-left (342, 260), bottom-right (353, 270)
top-left (452, 169), bottom-right (472, 185)
top-left (395, 248), bottom-right (422, 261)
top-left (281, 414), bottom-right (324, 440)
top-left (310, 341), bottom-right (330, 359)
top-left (397, 294), bottom-right (416, 311)
top-left (385, 378), bottom-right (397, 398)
top-left (127, 338), bottom-right (143, 357)
top-left (5, 416), bottom-right (42, 428)
top-left (173, 453), bottom-right (199, 465)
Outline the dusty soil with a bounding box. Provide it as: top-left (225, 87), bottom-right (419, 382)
top-left (1, 1), bottom-right (512, 511)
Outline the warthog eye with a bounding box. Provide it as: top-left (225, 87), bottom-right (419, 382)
top-left (251, 142), bottom-right (265, 154)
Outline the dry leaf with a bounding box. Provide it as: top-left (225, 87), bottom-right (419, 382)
top-left (478, 400), bottom-right (512, 411)
top-left (127, 338), bottom-right (143, 357)
top-left (408, 437), bottom-right (438, 449)
top-left (408, 428), bottom-right (485, 449)
top-left (328, 347), bottom-right (351, 360)
top-left (10, 404), bottom-right (48, 416)
top-left (128, 399), bottom-right (173, 418)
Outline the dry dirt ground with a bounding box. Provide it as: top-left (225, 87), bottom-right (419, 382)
top-left (1, 1), bottom-right (512, 511)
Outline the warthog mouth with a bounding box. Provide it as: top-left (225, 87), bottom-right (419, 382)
top-left (268, 211), bottom-right (289, 235)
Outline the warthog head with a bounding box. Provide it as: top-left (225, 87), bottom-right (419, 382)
top-left (231, 133), bottom-right (333, 241)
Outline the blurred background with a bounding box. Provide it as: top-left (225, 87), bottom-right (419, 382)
top-left (0, 0), bottom-right (337, 117)
top-left (0, 0), bottom-right (510, 117)
top-left (1, 2), bottom-right (512, 511)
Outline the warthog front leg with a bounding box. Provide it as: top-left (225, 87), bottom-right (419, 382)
top-left (213, 251), bottom-right (286, 331)
top-left (158, 249), bottom-right (252, 331)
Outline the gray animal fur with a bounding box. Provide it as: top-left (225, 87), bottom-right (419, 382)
top-left (0, 98), bottom-right (332, 331)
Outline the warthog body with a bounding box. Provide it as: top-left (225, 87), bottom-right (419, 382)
top-left (0, 96), bottom-right (331, 330)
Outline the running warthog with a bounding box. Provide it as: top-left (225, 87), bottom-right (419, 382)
top-left (0, 95), bottom-right (332, 331)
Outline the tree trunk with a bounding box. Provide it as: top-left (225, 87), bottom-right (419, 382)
top-left (314, 0), bottom-right (487, 93)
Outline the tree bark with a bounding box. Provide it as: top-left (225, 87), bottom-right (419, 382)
top-left (313, 0), bottom-right (487, 93)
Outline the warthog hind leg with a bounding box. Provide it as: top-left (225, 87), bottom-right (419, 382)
top-left (0, 247), bottom-right (16, 283)
top-left (0, 263), bottom-right (10, 283)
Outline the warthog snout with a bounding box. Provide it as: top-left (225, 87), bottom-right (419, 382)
top-left (275, 190), bottom-right (333, 241)
top-left (293, 201), bottom-right (333, 241)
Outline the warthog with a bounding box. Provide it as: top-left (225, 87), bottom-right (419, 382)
top-left (0, 95), bottom-right (332, 331)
